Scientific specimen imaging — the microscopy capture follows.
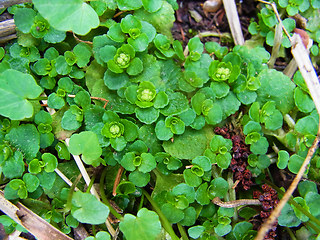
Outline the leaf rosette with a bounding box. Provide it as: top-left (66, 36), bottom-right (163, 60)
top-left (209, 61), bottom-right (240, 83)
top-left (125, 81), bottom-right (169, 123)
top-left (205, 135), bottom-right (232, 169)
top-left (101, 111), bottom-right (138, 151)
top-left (107, 44), bottom-right (143, 76)
top-left (120, 140), bottom-right (156, 187)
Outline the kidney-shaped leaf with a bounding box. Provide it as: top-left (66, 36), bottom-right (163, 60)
top-left (33, 0), bottom-right (99, 35)
top-left (119, 208), bottom-right (161, 240)
top-left (71, 191), bottom-right (109, 224)
top-left (68, 131), bottom-right (102, 164)
top-left (0, 69), bottom-right (43, 120)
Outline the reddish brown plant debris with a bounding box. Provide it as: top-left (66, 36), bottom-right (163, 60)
top-left (253, 184), bottom-right (280, 240)
top-left (214, 126), bottom-right (253, 190)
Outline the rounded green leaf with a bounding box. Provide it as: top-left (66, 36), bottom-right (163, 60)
top-left (192, 156), bottom-right (211, 172)
top-left (119, 208), bottom-right (161, 240)
top-left (288, 154), bottom-right (305, 174)
top-left (129, 170), bottom-right (150, 187)
top-left (14, 8), bottom-right (36, 33)
top-left (138, 153), bottom-right (156, 173)
top-left (33, 0), bottom-right (99, 35)
top-left (104, 70), bottom-right (129, 90)
top-left (28, 159), bottom-right (42, 174)
top-left (155, 120), bottom-right (173, 141)
top-left (277, 150), bottom-right (289, 169)
top-left (0, 69), bottom-right (43, 120)
top-left (120, 14), bottom-right (142, 33)
top-left (188, 226), bottom-right (205, 239)
top-left (250, 137), bottom-right (268, 155)
top-left (208, 177), bottom-right (229, 199)
top-left (278, 203), bottom-right (301, 227)
top-left (292, 197), bottom-right (309, 222)
top-left (3, 151), bottom-right (25, 179)
top-left (160, 203), bottom-right (184, 223)
top-left (107, 23), bottom-right (126, 43)
top-left (42, 153), bottom-right (58, 172)
top-left (233, 222), bottom-right (253, 240)
top-left (298, 180), bottom-right (318, 198)
top-left (121, 152), bottom-right (136, 171)
top-left (23, 173), bottom-right (40, 193)
top-left (48, 93), bottom-right (65, 109)
top-left (71, 191), bottom-right (109, 224)
top-left (215, 223), bottom-right (232, 236)
top-left (5, 124), bottom-right (40, 160)
top-left (68, 131), bottom-right (102, 165)
top-left (295, 114), bottom-right (319, 136)
top-left (305, 192), bottom-right (320, 217)
top-left (163, 128), bottom-right (207, 160)
top-left (256, 69), bottom-right (295, 114)
top-left (183, 169), bottom-right (202, 187)
top-left (127, 57), bottom-right (143, 76)
top-left (116, 181), bottom-right (136, 196)
top-left (135, 107), bottom-right (159, 124)
top-left (73, 43), bottom-right (92, 68)
top-left (142, 0), bottom-right (162, 12)
top-left (195, 182), bottom-right (210, 205)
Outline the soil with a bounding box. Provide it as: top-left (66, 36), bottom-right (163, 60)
top-left (172, 0), bottom-right (259, 47)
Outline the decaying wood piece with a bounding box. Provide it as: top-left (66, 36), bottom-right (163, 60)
top-left (222, 0), bottom-right (244, 45)
top-left (0, 19), bottom-right (15, 37)
top-left (0, 0), bottom-right (31, 9)
top-left (0, 19), bottom-right (16, 44)
top-left (0, 191), bottom-right (74, 240)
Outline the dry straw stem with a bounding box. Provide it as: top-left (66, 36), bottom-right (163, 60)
top-left (0, 191), bottom-right (73, 240)
top-left (291, 33), bottom-right (320, 115)
top-left (222, 0), bottom-right (244, 45)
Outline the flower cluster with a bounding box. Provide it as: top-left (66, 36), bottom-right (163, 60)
top-left (253, 184), bottom-right (279, 240)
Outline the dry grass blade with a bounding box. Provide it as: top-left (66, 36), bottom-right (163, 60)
top-left (222, 0), bottom-right (244, 45)
top-left (0, 191), bottom-right (73, 240)
top-left (291, 33), bottom-right (320, 115)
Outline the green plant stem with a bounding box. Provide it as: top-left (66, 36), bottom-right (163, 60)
top-left (142, 189), bottom-right (180, 240)
top-left (86, 175), bottom-right (95, 193)
top-left (35, 96), bottom-right (48, 101)
top-left (138, 193), bottom-right (144, 211)
top-left (265, 180), bottom-right (320, 233)
top-left (99, 168), bottom-right (123, 221)
top-left (92, 225), bottom-right (96, 236)
top-left (65, 174), bottom-right (82, 213)
top-left (284, 114), bottom-right (296, 128)
top-left (285, 227), bottom-right (297, 240)
top-left (227, 171), bottom-right (238, 222)
top-left (212, 165), bottom-right (219, 178)
top-left (177, 223), bottom-right (189, 240)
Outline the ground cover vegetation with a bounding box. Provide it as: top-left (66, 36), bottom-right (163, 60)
top-left (0, 0), bottom-right (320, 239)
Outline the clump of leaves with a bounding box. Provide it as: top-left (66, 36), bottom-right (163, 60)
top-left (1, 1), bottom-right (320, 240)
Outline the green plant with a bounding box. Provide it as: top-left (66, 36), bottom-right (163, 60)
top-left (0, 0), bottom-right (320, 240)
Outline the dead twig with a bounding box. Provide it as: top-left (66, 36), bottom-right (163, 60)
top-left (112, 166), bottom-right (124, 196)
top-left (212, 197), bottom-right (261, 208)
